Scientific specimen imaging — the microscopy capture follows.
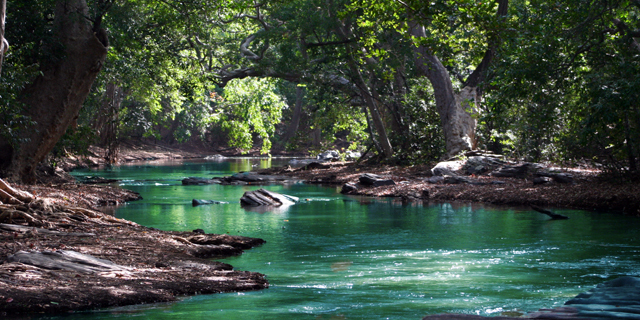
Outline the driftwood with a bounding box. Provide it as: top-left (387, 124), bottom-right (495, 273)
top-left (0, 223), bottom-right (95, 237)
top-left (359, 173), bottom-right (396, 187)
top-left (240, 188), bottom-right (298, 206)
top-left (8, 250), bottom-right (132, 274)
top-left (531, 205), bottom-right (569, 220)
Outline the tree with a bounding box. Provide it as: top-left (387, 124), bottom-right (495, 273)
top-left (0, 0), bottom-right (108, 183)
top-left (0, 0), bottom-right (7, 75)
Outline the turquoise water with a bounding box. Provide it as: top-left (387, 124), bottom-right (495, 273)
top-left (61, 159), bottom-right (640, 319)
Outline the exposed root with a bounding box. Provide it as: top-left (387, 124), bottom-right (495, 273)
top-left (0, 179), bottom-right (136, 229)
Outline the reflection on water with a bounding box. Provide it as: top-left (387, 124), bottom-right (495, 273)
top-left (62, 159), bottom-right (640, 320)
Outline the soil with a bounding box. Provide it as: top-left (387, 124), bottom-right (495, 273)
top-left (2, 141), bottom-right (638, 318)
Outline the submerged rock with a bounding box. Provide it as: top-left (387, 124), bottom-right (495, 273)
top-left (221, 172), bottom-right (300, 185)
top-left (182, 177), bottom-right (221, 185)
top-left (192, 199), bottom-right (228, 206)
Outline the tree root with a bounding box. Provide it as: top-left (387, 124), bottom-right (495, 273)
top-left (0, 179), bottom-right (136, 228)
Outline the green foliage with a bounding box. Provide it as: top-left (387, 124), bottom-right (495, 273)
top-left (52, 125), bottom-right (98, 158)
top-left (214, 78), bottom-right (286, 154)
top-left (482, 0), bottom-right (640, 170)
top-left (392, 78), bottom-right (446, 163)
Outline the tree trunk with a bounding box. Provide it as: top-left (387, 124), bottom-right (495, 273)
top-left (409, 22), bottom-right (477, 158)
top-left (279, 85), bottom-right (305, 146)
top-left (0, 0), bottom-right (7, 75)
top-left (409, 0), bottom-right (507, 158)
top-left (2, 0), bottom-right (108, 183)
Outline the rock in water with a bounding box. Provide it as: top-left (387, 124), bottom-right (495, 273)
top-left (182, 177), bottom-right (220, 185)
top-left (562, 276), bottom-right (640, 319)
top-left (340, 183), bottom-right (358, 194)
top-left (240, 188), bottom-right (299, 207)
top-left (192, 199), bottom-right (227, 206)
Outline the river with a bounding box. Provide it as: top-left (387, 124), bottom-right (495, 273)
top-left (60, 158), bottom-right (640, 320)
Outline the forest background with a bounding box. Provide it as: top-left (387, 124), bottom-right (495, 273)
top-left (0, 0), bottom-right (639, 184)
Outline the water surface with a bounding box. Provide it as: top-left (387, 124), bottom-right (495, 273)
top-left (63, 159), bottom-right (640, 319)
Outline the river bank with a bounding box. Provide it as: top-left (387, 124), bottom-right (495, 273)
top-left (0, 178), bottom-right (267, 316)
top-left (260, 161), bottom-right (640, 216)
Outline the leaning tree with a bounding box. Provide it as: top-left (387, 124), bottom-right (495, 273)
top-left (0, 0), bottom-right (108, 183)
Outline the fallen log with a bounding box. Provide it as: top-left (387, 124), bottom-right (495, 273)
top-left (531, 205), bottom-right (569, 220)
top-left (8, 250), bottom-right (132, 274)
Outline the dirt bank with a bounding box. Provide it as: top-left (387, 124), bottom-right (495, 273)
top-left (263, 161), bottom-right (640, 215)
top-left (0, 179), bottom-right (267, 316)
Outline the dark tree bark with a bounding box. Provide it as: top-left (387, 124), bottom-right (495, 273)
top-left (0, 0), bottom-right (7, 75)
top-left (1, 0), bottom-right (108, 183)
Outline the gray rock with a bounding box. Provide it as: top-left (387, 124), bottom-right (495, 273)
top-left (204, 154), bottom-right (226, 160)
top-left (564, 276), bottom-right (640, 319)
top-left (359, 173), bottom-right (396, 187)
top-left (317, 150), bottom-right (340, 161)
top-left (462, 156), bottom-right (505, 175)
top-left (431, 160), bottom-right (464, 176)
top-left (340, 183), bottom-right (358, 194)
top-left (344, 151), bottom-right (362, 161)
top-left (443, 175), bottom-right (473, 184)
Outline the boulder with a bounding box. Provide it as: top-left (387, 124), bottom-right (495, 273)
top-left (431, 160), bottom-right (464, 176)
top-left (359, 173), bottom-right (396, 187)
top-left (462, 156), bottom-right (505, 175)
top-left (562, 276), bottom-right (640, 319)
top-left (317, 150), bottom-right (340, 161)
top-left (240, 188), bottom-right (299, 207)
top-left (491, 163), bottom-right (541, 178)
top-left (340, 183), bottom-right (358, 194)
